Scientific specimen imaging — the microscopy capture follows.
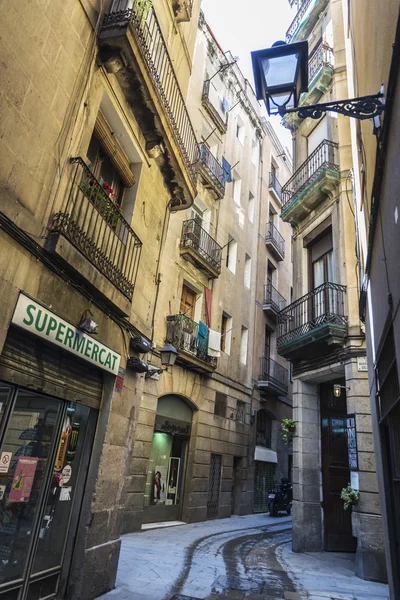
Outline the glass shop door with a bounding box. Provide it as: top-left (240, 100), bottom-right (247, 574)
top-left (0, 383), bottom-right (94, 600)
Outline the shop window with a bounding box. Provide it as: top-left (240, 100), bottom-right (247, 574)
top-left (180, 285), bottom-right (197, 318)
top-left (236, 401), bottom-right (246, 423)
top-left (256, 409), bottom-right (272, 447)
top-left (240, 327), bottom-right (248, 365)
top-left (244, 254), bottom-right (251, 289)
top-left (221, 313), bottom-right (232, 355)
top-left (214, 392), bottom-right (227, 418)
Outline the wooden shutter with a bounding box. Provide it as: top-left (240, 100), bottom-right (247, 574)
top-left (93, 112), bottom-right (135, 187)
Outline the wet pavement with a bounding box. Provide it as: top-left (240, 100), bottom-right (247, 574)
top-left (99, 514), bottom-right (295, 600)
top-left (98, 513), bottom-right (390, 600)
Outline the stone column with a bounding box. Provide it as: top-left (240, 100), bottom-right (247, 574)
top-left (292, 379), bottom-right (323, 552)
top-left (345, 358), bottom-right (387, 582)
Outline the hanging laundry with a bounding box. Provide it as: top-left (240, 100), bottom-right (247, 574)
top-left (205, 288), bottom-right (212, 328)
top-left (198, 321), bottom-right (209, 355)
top-left (208, 329), bottom-right (221, 357)
top-left (222, 156), bottom-right (232, 183)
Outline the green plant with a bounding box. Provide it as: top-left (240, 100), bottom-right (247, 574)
top-left (281, 418), bottom-right (296, 445)
top-left (79, 178), bottom-right (122, 228)
top-left (137, 0), bottom-right (153, 20)
top-left (340, 484), bottom-right (360, 510)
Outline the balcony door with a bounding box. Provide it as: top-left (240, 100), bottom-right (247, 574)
top-left (309, 227), bottom-right (334, 319)
top-left (180, 285), bottom-right (196, 319)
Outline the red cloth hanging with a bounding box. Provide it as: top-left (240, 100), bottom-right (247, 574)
top-left (205, 287), bottom-right (212, 328)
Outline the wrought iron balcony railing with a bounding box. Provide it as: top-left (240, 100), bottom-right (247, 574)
top-left (264, 281), bottom-right (286, 312)
top-left (286, 0), bottom-right (314, 41)
top-left (281, 140), bottom-right (339, 211)
top-left (308, 41), bottom-right (334, 83)
top-left (50, 158), bottom-right (142, 299)
top-left (166, 314), bottom-right (217, 368)
top-left (102, 1), bottom-right (199, 188)
top-left (180, 219), bottom-right (222, 275)
top-left (199, 143), bottom-right (225, 195)
top-left (258, 357), bottom-right (289, 394)
top-left (202, 80), bottom-right (229, 133)
top-left (277, 282), bottom-right (347, 347)
top-left (269, 172), bottom-right (282, 202)
top-left (265, 222), bottom-right (285, 259)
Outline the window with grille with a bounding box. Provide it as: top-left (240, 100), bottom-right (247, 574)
top-left (236, 401), bottom-right (246, 423)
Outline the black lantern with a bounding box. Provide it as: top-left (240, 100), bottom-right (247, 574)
top-left (251, 41), bottom-right (309, 116)
top-left (160, 343), bottom-right (178, 367)
top-left (251, 41), bottom-right (384, 121)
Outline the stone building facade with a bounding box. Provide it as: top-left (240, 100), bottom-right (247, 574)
top-left (124, 11), bottom-right (293, 530)
top-left (342, 1), bottom-right (400, 596)
top-left (278, 0), bottom-right (386, 582)
top-left (0, 0), bottom-right (202, 598)
top-left (251, 122), bottom-right (293, 512)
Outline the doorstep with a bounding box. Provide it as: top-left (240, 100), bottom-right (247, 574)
top-left (141, 520), bottom-right (187, 530)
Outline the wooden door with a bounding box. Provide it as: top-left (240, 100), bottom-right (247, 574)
top-left (320, 381), bottom-right (357, 552)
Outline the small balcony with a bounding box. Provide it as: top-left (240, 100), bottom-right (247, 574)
top-left (180, 220), bottom-right (222, 279)
top-left (100, 1), bottom-right (199, 207)
top-left (286, 0), bottom-right (330, 43)
top-left (265, 222), bottom-right (285, 261)
top-left (268, 172), bottom-right (282, 204)
top-left (202, 80), bottom-right (229, 134)
top-left (283, 42), bottom-right (334, 129)
top-left (166, 314), bottom-right (217, 373)
top-left (258, 357), bottom-right (289, 396)
top-left (277, 282), bottom-right (348, 361)
top-left (199, 143), bottom-right (225, 199)
top-left (48, 158), bottom-right (142, 314)
top-left (281, 140), bottom-right (339, 225)
top-left (263, 281), bottom-right (286, 318)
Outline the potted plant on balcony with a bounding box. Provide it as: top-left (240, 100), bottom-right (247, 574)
top-left (281, 418), bottom-right (296, 445)
top-left (137, 0), bottom-right (153, 21)
top-left (80, 178), bottom-right (122, 228)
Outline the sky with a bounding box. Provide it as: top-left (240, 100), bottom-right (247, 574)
top-left (200, 0), bottom-right (294, 151)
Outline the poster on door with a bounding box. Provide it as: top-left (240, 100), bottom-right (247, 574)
top-left (8, 457), bottom-right (39, 503)
top-left (153, 465), bottom-right (167, 504)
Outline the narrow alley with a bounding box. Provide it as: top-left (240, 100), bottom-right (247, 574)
top-left (99, 515), bottom-right (389, 600)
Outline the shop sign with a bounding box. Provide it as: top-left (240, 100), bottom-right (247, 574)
top-left (154, 417), bottom-right (191, 437)
top-left (346, 414), bottom-right (358, 471)
top-left (12, 293), bottom-right (120, 375)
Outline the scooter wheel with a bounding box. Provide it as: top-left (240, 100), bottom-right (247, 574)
top-left (269, 502), bottom-right (278, 517)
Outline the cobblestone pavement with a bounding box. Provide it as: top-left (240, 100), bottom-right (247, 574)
top-left (99, 514), bottom-right (295, 600)
top-left (98, 514), bottom-right (389, 600)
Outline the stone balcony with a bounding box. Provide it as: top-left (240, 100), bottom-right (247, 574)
top-left (179, 219), bottom-right (222, 279)
top-left (286, 0), bottom-right (330, 43)
top-left (198, 143), bottom-right (225, 200)
top-left (258, 357), bottom-right (289, 396)
top-left (265, 222), bottom-right (285, 262)
top-left (166, 314), bottom-right (217, 374)
top-left (201, 80), bottom-right (229, 134)
top-left (277, 282), bottom-right (348, 361)
top-left (280, 140), bottom-right (340, 225)
top-left (99, 1), bottom-right (199, 209)
top-left (263, 281), bottom-right (286, 319)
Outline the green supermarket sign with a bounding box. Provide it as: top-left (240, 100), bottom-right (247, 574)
top-left (12, 294), bottom-right (120, 375)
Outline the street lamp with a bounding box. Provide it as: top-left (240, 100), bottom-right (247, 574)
top-left (251, 41), bottom-right (385, 120)
top-left (160, 343), bottom-right (178, 367)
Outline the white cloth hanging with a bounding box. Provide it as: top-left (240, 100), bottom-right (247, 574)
top-left (208, 329), bottom-right (221, 357)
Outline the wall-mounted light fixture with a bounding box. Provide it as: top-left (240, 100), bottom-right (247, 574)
top-left (78, 310), bottom-right (98, 334)
top-left (145, 343), bottom-right (178, 379)
top-left (251, 41), bottom-right (385, 121)
top-left (333, 384), bottom-right (350, 398)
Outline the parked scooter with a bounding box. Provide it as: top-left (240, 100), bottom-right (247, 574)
top-left (268, 478), bottom-right (292, 516)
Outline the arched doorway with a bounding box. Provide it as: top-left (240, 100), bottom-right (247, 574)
top-left (143, 395), bottom-right (193, 523)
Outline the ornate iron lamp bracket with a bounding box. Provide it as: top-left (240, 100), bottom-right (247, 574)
top-left (281, 93), bottom-right (385, 120)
